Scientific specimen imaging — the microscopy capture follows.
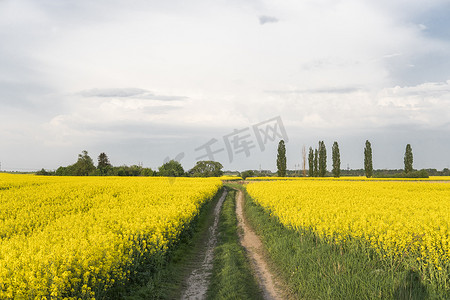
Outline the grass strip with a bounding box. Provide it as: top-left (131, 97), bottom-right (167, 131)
top-left (121, 188), bottom-right (224, 300)
top-left (241, 186), bottom-right (447, 300)
top-left (207, 187), bottom-right (262, 299)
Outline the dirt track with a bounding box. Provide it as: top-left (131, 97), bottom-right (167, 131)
top-left (180, 190), bottom-right (227, 300)
top-left (235, 190), bottom-right (285, 300)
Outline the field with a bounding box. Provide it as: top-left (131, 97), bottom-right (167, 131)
top-left (2, 173), bottom-right (450, 299)
top-left (0, 174), bottom-right (222, 299)
top-left (246, 180), bottom-right (450, 293)
top-left (247, 176), bottom-right (450, 181)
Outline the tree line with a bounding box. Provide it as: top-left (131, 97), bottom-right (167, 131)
top-left (276, 140), bottom-right (431, 178)
top-left (36, 151), bottom-right (224, 177)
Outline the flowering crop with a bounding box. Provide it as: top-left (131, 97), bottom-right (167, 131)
top-left (0, 174), bottom-right (222, 299)
top-left (247, 180), bottom-right (450, 288)
top-left (246, 176), bottom-right (450, 181)
top-left (219, 175), bottom-right (242, 181)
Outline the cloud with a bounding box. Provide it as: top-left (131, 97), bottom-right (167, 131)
top-left (78, 88), bottom-right (188, 101)
top-left (1, 1), bottom-right (450, 171)
top-left (263, 80), bottom-right (450, 134)
top-left (266, 87), bottom-right (362, 95)
top-left (381, 80), bottom-right (450, 96)
top-left (79, 88), bottom-right (148, 98)
top-left (142, 105), bottom-right (181, 114)
top-left (258, 15), bottom-right (278, 25)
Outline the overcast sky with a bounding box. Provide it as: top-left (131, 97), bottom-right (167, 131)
top-left (1, 0), bottom-right (450, 172)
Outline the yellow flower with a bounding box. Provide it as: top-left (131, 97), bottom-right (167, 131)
top-left (247, 179), bottom-right (450, 285)
top-left (0, 174), bottom-right (222, 299)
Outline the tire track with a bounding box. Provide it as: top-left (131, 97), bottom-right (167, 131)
top-left (235, 190), bottom-right (285, 300)
top-left (180, 190), bottom-right (227, 300)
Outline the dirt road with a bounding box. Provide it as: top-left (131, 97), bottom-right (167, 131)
top-left (235, 190), bottom-right (285, 300)
top-left (180, 190), bottom-right (227, 300)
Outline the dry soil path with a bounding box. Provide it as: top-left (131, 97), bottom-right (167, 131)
top-left (236, 189), bottom-right (286, 300)
top-left (180, 190), bottom-right (227, 300)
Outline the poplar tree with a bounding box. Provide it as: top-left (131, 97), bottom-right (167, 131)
top-left (364, 140), bottom-right (373, 178)
top-left (404, 144), bottom-right (413, 173)
top-left (277, 140), bottom-right (287, 177)
top-left (318, 141), bottom-right (327, 177)
top-left (313, 148), bottom-right (318, 177)
top-left (332, 141), bottom-right (340, 178)
top-left (308, 147), bottom-right (314, 177)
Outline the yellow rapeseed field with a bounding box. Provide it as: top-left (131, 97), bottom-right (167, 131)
top-left (0, 174), bottom-right (222, 299)
top-left (246, 176), bottom-right (450, 181)
top-left (246, 180), bottom-right (450, 286)
top-left (219, 175), bottom-right (242, 181)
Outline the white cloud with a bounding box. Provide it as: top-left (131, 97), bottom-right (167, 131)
top-left (78, 88), bottom-right (188, 101)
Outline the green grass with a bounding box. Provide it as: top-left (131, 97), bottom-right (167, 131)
top-left (207, 187), bottom-right (262, 299)
top-left (241, 186), bottom-right (448, 300)
top-left (120, 188), bottom-right (224, 300)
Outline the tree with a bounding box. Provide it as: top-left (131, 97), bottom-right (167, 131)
top-left (141, 168), bottom-right (154, 176)
top-left (73, 150), bottom-right (95, 176)
top-left (55, 165), bottom-right (75, 176)
top-left (277, 140), bottom-right (287, 177)
top-left (318, 141), bottom-right (327, 177)
top-left (332, 141), bottom-right (340, 178)
top-left (240, 170), bottom-right (255, 180)
top-left (36, 168), bottom-right (54, 176)
top-left (404, 144), bottom-right (413, 174)
top-left (189, 161), bottom-right (224, 177)
top-left (364, 140), bottom-right (373, 178)
top-left (97, 152), bottom-right (112, 175)
top-left (158, 160), bottom-right (185, 177)
top-left (313, 149), bottom-right (318, 177)
top-left (308, 147), bottom-right (314, 177)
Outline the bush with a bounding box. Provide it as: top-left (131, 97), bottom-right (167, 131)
top-left (240, 170), bottom-right (255, 180)
top-left (402, 169), bottom-right (429, 178)
top-left (376, 170), bottom-right (429, 179)
top-left (36, 169), bottom-right (54, 176)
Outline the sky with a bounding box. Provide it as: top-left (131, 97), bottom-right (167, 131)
top-left (1, 0), bottom-right (450, 172)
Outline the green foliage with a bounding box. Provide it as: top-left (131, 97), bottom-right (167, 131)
top-left (313, 149), bottom-right (318, 177)
top-left (140, 168), bottom-right (154, 177)
top-left (308, 147), bottom-right (314, 177)
top-left (54, 151), bottom-right (154, 177)
top-left (318, 141), bottom-right (327, 177)
top-left (36, 168), bottom-right (54, 176)
top-left (189, 161), bottom-right (223, 177)
top-left (97, 152), bottom-right (112, 176)
top-left (404, 144), bottom-right (413, 174)
top-left (54, 151), bottom-right (96, 176)
top-left (112, 165), bottom-right (154, 176)
top-left (277, 140), bottom-right (287, 177)
top-left (55, 166), bottom-right (72, 176)
top-left (158, 160), bottom-right (185, 177)
top-left (207, 188), bottom-right (262, 299)
top-left (390, 170), bottom-right (429, 178)
top-left (240, 170), bottom-right (255, 180)
top-left (364, 140), bottom-right (373, 178)
top-left (332, 141), bottom-right (341, 178)
top-left (72, 150), bottom-right (96, 176)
